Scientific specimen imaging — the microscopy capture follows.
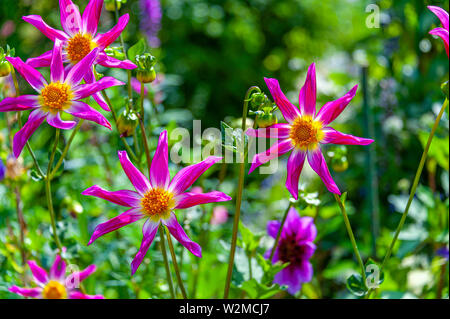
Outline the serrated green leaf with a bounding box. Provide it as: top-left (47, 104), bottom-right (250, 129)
top-left (346, 274), bottom-right (367, 297)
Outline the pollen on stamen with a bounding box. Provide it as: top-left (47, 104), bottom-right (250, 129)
top-left (40, 82), bottom-right (72, 112)
top-left (141, 188), bottom-right (175, 221)
top-left (289, 116), bottom-right (324, 150)
top-left (66, 33), bottom-right (96, 64)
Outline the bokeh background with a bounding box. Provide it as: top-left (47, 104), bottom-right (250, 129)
top-left (0, 0), bottom-right (449, 299)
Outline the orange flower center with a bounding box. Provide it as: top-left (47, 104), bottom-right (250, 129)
top-left (40, 82), bottom-right (72, 112)
top-left (66, 33), bottom-right (96, 64)
top-left (42, 280), bottom-right (67, 299)
top-left (289, 116), bottom-right (323, 150)
top-left (141, 188), bottom-right (175, 221)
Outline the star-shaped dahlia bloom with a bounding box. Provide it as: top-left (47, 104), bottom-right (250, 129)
top-left (9, 252), bottom-right (103, 299)
top-left (246, 63), bottom-right (374, 198)
top-left (428, 6), bottom-right (449, 57)
top-left (82, 130), bottom-right (232, 275)
top-left (265, 207), bottom-right (317, 295)
top-left (0, 40), bottom-right (124, 158)
top-left (23, 0), bottom-right (136, 111)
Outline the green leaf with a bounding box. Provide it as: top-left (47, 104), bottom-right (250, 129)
top-left (127, 38), bottom-right (147, 63)
top-left (346, 274), bottom-right (367, 297)
top-left (238, 221), bottom-right (262, 254)
top-left (240, 279), bottom-right (283, 299)
top-left (29, 169), bottom-right (43, 182)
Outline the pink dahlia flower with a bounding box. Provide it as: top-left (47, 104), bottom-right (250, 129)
top-left (265, 207), bottom-right (316, 295)
top-left (9, 252), bottom-right (103, 299)
top-left (82, 130), bottom-right (232, 275)
top-left (246, 63), bottom-right (374, 198)
top-left (23, 0), bottom-right (136, 111)
top-left (428, 6), bottom-right (449, 57)
top-left (0, 40), bottom-right (124, 157)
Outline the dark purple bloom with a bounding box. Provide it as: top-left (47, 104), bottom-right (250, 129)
top-left (437, 246), bottom-right (449, 260)
top-left (265, 207), bottom-right (317, 295)
top-left (139, 0), bottom-right (162, 47)
top-left (0, 158), bottom-right (5, 181)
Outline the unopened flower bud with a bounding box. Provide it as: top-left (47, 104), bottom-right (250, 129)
top-left (255, 107), bottom-right (278, 128)
top-left (135, 53), bottom-right (157, 83)
top-left (250, 92), bottom-right (267, 109)
top-left (117, 109), bottom-right (138, 137)
top-left (137, 68), bottom-right (156, 83)
top-left (105, 0), bottom-right (124, 11)
top-left (0, 60), bottom-right (11, 77)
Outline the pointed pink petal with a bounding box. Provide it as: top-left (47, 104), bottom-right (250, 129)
top-left (46, 112), bottom-right (77, 130)
top-left (22, 15), bottom-right (69, 41)
top-left (66, 265), bottom-right (96, 287)
top-left (65, 101), bottom-right (111, 129)
top-left (9, 286), bottom-right (42, 298)
top-left (131, 78), bottom-right (148, 95)
top-left (81, 0), bottom-right (103, 35)
top-left (97, 52), bottom-right (137, 69)
top-left (95, 14), bottom-right (130, 49)
top-left (307, 149), bottom-right (340, 194)
top-left (150, 130), bottom-right (170, 188)
top-left (174, 191), bottom-right (232, 209)
top-left (264, 77), bottom-right (301, 123)
top-left (5, 57), bottom-right (47, 92)
top-left (131, 219), bottom-right (160, 275)
top-left (13, 109), bottom-right (47, 158)
top-left (429, 27), bottom-right (449, 57)
top-left (88, 208), bottom-right (144, 245)
top-left (64, 48), bottom-right (100, 86)
top-left (73, 77), bottom-right (125, 100)
top-left (428, 6), bottom-right (449, 30)
top-left (322, 127), bottom-right (374, 145)
top-left (0, 95), bottom-right (39, 112)
top-left (27, 260), bottom-right (49, 285)
top-left (298, 63), bottom-right (317, 116)
top-left (163, 212), bottom-right (202, 258)
top-left (50, 40), bottom-right (65, 83)
top-left (118, 151), bottom-right (151, 195)
top-left (60, 0), bottom-right (82, 36)
top-left (248, 139), bottom-right (293, 174)
top-left (245, 123), bottom-right (291, 139)
top-left (69, 291), bottom-right (104, 299)
top-left (286, 150), bottom-right (306, 200)
top-left (267, 220), bottom-right (281, 239)
top-left (315, 85), bottom-right (358, 125)
top-left (50, 254), bottom-right (66, 281)
top-left (168, 156), bottom-right (222, 195)
top-left (26, 50), bottom-right (52, 68)
top-left (273, 265), bottom-right (304, 295)
top-left (82, 185), bottom-right (141, 207)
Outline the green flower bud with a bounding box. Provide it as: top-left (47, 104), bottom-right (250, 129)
top-left (255, 110), bottom-right (278, 128)
top-left (441, 81), bottom-right (449, 99)
top-left (0, 60), bottom-right (11, 77)
top-left (105, 0), bottom-right (122, 11)
top-left (250, 92), bottom-right (267, 109)
top-left (137, 68), bottom-right (156, 83)
top-left (117, 109), bottom-right (138, 137)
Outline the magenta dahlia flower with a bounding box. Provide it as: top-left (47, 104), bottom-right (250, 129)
top-left (428, 6), bottom-right (449, 57)
top-left (82, 130), bottom-right (232, 275)
top-left (9, 252), bottom-right (103, 299)
top-left (265, 207), bottom-right (316, 295)
top-left (246, 63), bottom-right (374, 198)
top-left (0, 40), bottom-right (123, 157)
top-left (23, 0), bottom-right (136, 111)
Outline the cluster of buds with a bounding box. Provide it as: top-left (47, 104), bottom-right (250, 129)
top-left (105, 0), bottom-right (127, 11)
top-left (327, 145), bottom-right (349, 172)
top-left (0, 46), bottom-right (14, 78)
top-left (249, 91), bottom-right (278, 128)
top-left (117, 109), bottom-right (139, 137)
top-left (135, 53), bottom-right (157, 83)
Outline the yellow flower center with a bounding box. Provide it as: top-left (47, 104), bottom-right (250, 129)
top-left (289, 116), bottom-right (324, 150)
top-left (141, 188), bottom-right (175, 221)
top-left (66, 33), bottom-right (96, 64)
top-left (40, 82), bottom-right (73, 113)
top-left (42, 281), bottom-right (67, 299)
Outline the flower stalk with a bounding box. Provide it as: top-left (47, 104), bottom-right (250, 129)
top-left (159, 226), bottom-right (175, 298)
top-left (269, 200), bottom-right (294, 261)
top-left (165, 227), bottom-right (188, 299)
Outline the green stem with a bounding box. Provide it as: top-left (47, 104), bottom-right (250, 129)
top-left (159, 226), bottom-right (175, 298)
top-left (334, 193), bottom-right (366, 285)
top-left (269, 201), bottom-right (294, 261)
top-left (223, 86), bottom-right (260, 299)
top-left (138, 81), bottom-right (152, 177)
top-left (165, 228), bottom-right (188, 299)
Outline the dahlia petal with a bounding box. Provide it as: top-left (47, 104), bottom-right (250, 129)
top-left (428, 6), bottom-right (449, 30)
top-left (267, 220), bottom-right (281, 239)
top-left (297, 261), bottom-right (314, 283)
top-left (264, 77), bottom-right (301, 123)
top-left (0, 95), bottom-right (39, 112)
top-left (50, 39), bottom-right (65, 83)
top-left (9, 286), bottom-right (42, 298)
top-left (27, 261), bottom-right (49, 285)
top-left (46, 112), bottom-right (77, 130)
top-left (131, 219), bottom-right (160, 275)
top-left (307, 149), bottom-right (340, 195)
top-left (5, 57), bottom-right (47, 92)
top-left (321, 127), bottom-right (374, 145)
top-left (429, 27), bottom-right (450, 57)
top-left (298, 63), bottom-right (317, 116)
top-left (81, 0), bottom-right (103, 35)
top-left (273, 265), bottom-right (303, 295)
top-left (168, 156), bottom-right (222, 195)
top-left (174, 191), bottom-right (232, 209)
top-left (60, 0), bottom-right (82, 36)
top-left (69, 291), bottom-right (104, 299)
top-left (88, 208), bottom-right (144, 245)
top-left (50, 254), bottom-right (66, 281)
top-left (315, 85), bottom-right (358, 125)
top-left (117, 151), bottom-right (151, 195)
top-left (245, 123), bottom-right (291, 139)
top-left (298, 241), bottom-right (317, 260)
top-left (65, 101), bottom-right (111, 129)
top-left (95, 14), bottom-right (130, 49)
top-left (64, 48), bottom-right (100, 86)
top-left (26, 50), bottom-right (52, 68)
top-left (248, 139), bottom-right (293, 174)
top-left (82, 185), bottom-right (141, 207)
top-left (22, 15), bottom-right (69, 41)
top-left (66, 265), bottom-right (96, 288)
top-left (13, 109), bottom-right (47, 158)
top-left (286, 150), bottom-right (306, 200)
top-left (97, 53), bottom-right (137, 69)
top-left (150, 130), bottom-right (170, 188)
top-left (73, 77), bottom-right (124, 100)
top-left (163, 212), bottom-right (202, 258)
top-left (297, 216), bottom-right (317, 242)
